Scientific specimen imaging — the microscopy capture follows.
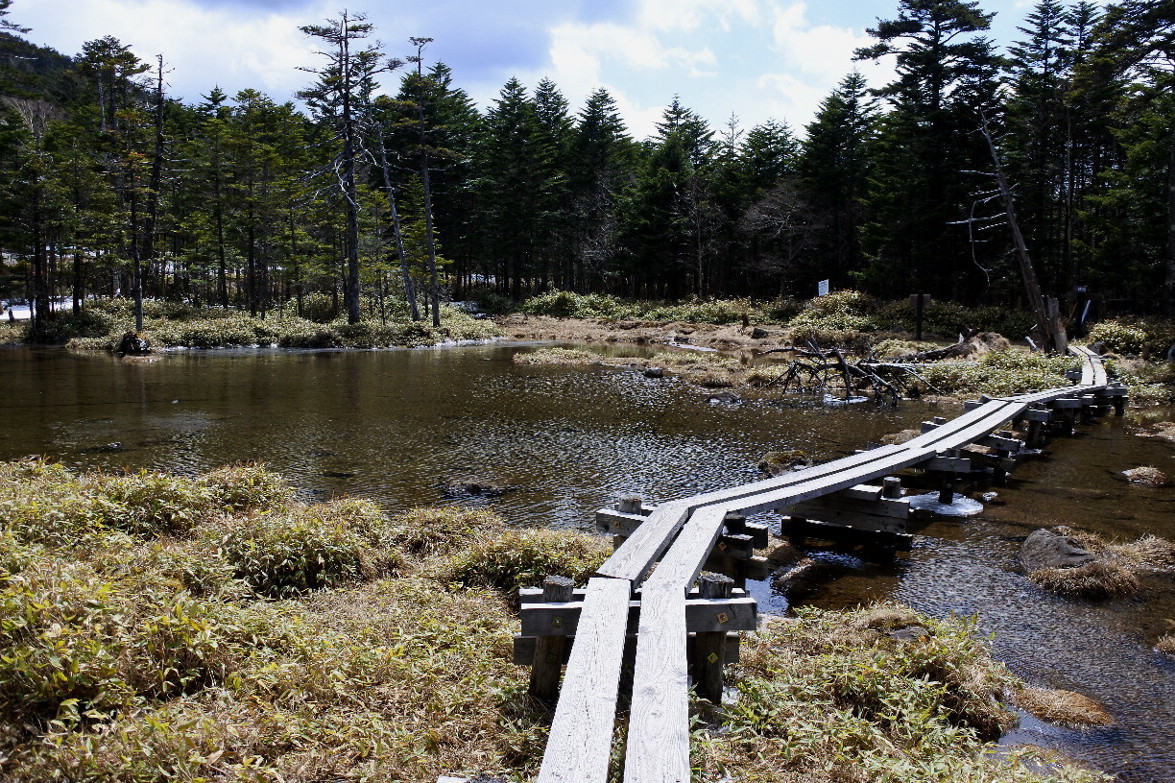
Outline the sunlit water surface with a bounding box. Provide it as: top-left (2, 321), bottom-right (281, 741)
top-left (2, 344), bottom-right (1172, 781)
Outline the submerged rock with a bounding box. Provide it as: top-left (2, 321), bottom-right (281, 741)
top-left (441, 476), bottom-right (515, 498)
top-left (770, 557), bottom-right (836, 601)
top-left (1021, 526), bottom-right (1141, 600)
top-left (1123, 466), bottom-right (1170, 487)
top-left (758, 449), bottom-right (809, 476)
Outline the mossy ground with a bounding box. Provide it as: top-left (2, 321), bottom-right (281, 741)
top-left (0, 463), bottom-right (1113, 782)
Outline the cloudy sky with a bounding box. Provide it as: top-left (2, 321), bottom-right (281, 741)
top-left (14, 0), bottom-right (1059, 139)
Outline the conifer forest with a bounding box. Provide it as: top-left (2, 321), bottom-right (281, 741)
top-left (0, 0), bottom-right (1172, 325)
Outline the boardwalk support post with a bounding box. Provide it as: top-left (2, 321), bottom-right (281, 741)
top-left (528, 575), bottom-right (575, 703)
top-left (693, 572), bottom-right (735, 704)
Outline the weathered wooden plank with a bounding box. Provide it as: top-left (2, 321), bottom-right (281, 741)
top-left (623, 587), bottom-right (690, 783)
top-left (726, 446), bottom-right (936, 517)
top-left (784, 517), bottom-right (914, 550)
top-left (537, 577), bottom-right (633, 783)
top-left (839, 484), bottom-right (884, 501)
top-left (596, 507), bottom-right (647, 536)
top-left (639, 506), bottom-right (730, 595)
top-left (519, 585), bottom-right (750, 604)
top-left (596, 502), bottom-right (691, 583)
top-left (681, 443), bottom-right (907, 512)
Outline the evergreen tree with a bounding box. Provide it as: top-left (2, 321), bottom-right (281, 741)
top-left (798, 72), bottom-right (877, 287)
top-left (853, 0), bottom-right (1006, 300)
top-left (567, 88), bottom-right (634, 292)
top-left (1078, 0), bottom-right (1175, 313)
top-left (1004, 0), bottom-right (1080, 292)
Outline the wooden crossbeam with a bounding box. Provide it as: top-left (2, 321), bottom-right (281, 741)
top-left (518, 594), bottom-right (757, 637)
top-left (513, 632), bottom-right (742, 666)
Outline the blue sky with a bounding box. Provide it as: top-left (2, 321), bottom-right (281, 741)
top-left (12, 0), bottom-right (1081, 139)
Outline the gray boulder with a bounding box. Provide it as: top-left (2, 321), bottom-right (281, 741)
top-left (1020, 527), bottom-right (1096, 573)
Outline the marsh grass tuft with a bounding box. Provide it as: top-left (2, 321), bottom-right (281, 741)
top-left (1025, 530), bottom-right (1173, 599)
top-left (1028, 560), bottom-right (1141, 599)
top-left (1014, 687), bottom-right (1114, 728)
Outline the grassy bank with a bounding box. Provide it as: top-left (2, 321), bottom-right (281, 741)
top-left (5, 298), bottom-right (500, 350)
top-left (0, 463), bottom-right (1110, 782)
top-left (501, 290), bottom-right (1175, 405)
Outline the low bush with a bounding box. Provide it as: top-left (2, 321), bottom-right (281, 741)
top-left (1088, 317), bottom-right (1175, 358)
top-left (788, 289), bottom-right (878, 333)
top-left (464, 285), bottom-right (515, 315)
top-left (918, 349), bottom-right (1076, 397)
top-left (93, 470), bottom-right (215, 537)
top-left (436, 527), bottom-right (609, 601)
top-left (296, 291), bottom-right (340, 324)
top-left (217, 499), bottom-right (399, 598)
top-left (201, 463), bottom-right (296, 512)
top-left (387, 506), bottom-right (506, 558)
top-left (696, 605), bottom-right (1087, 782)
top-left (0, 563), bottom-right (242, 728)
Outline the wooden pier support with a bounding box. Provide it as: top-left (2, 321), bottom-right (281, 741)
top-left (693, 572), bottom-right (735, 704)
top-left (528, 575), bottom-right (575, 703)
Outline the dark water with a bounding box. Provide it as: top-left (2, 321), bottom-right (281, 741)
top-left (2, 344), bottom-right (1173, 781)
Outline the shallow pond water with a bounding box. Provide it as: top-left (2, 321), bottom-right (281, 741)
top-left (2, 344), bottom-right (1173, 781)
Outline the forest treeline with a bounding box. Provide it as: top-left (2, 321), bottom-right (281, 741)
top-left (0, 0), bottom-right (1172, 333)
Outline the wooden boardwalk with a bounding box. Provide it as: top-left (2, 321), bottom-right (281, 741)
top-left (452, 346), bottom-right (1125, 783)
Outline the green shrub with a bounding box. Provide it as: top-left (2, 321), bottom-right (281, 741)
top-left (700, 604), bottom-right (1045, 781)
top-left (645, 297), bottom-right (752, 324)
top-left (918, 349), bottom-right (1076, 397)
top-left (521, 289), bottom-right (628, 319)
top-left (0, 564), bottom-right (241, 727)
top-left (388, 507), bottom-right (507, 558)
top-left (23, 308), bottom-right (116, 344)
top-left (873, 299), bottom-right (1037, 338)
top-left (1088, 317), bottom-right (1175, 358)
top-left (789, 290), bottom-right (878, 333)
top-left (297, 292), bottom-right (340, 324)
top-left (0, 461), bottom-right (112, 546)
top-left (95, 470), bottom-right (215, 537)
top-left (201, 463), bottom-right (296, 512)
top-left (437, 528), bottom-right (608, 600)
top-left (464, 285), bottom-right (515, 315)
top-left (218, 500), bottom-right (398, 598)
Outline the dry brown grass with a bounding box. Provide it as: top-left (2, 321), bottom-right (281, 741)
top-left (1028, 559), bottom-right (1141, 599)
top-left (1026, 531), bottom-right (1174, 599)
top-left (1015, 687), bottom-right (1115, 728)
top-left (1156, 635), bottom-right (1175, 655)
top-left (1115, 534), bottom-right (1175, 570)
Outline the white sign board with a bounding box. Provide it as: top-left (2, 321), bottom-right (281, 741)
top-left (817, 279), bottom-right (830, 297)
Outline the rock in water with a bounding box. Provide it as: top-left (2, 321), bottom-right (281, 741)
top-left (1123, 466), bottom-right (1170, 487)
top-left (116, 331), bottom-right (151, 355)
top-left (1020, 527), bottom-right (1096, 573)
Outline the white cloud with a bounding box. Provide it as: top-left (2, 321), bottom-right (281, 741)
top-left (21, 0), bottom-right (349, 102)
top-left (637, 0), bottom-right (761, 31)
top-left (771, 2), bottom-right (872, 80)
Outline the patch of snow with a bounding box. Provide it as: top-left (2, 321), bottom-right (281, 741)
top-left (907, 492), bottom-right (984, 517)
